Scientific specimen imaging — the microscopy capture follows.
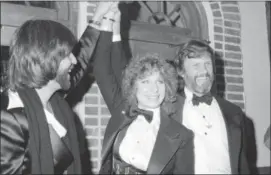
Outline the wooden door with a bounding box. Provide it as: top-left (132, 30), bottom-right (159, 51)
top-left (123, 21), bottom-right (193, 61)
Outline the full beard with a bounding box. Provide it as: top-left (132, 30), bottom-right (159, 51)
top-left (193, 73), bottom-right (214, 94)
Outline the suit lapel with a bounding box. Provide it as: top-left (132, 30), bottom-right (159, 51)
top-left (147, 110), bottom-right (182, 174)
top-left (173, 94), bottom-right (185, 123)
top-left (51, 126), bottom-right (74, 173)
top-left (101, 111), bottom-right (133, 164)
top-left (215, 97), bottom-right (242, 174)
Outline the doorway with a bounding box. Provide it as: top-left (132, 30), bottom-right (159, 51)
top-left (119, 1), bottom-right (209, 91)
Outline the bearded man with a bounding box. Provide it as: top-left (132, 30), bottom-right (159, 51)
top-left (173, 40), bottom-right (250, 174)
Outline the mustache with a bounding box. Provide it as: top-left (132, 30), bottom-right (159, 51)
top-left (196, 73), bottom-right (211, 78)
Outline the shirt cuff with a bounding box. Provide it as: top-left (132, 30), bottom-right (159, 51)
top-left (113, 34), bottom-right (121, 42)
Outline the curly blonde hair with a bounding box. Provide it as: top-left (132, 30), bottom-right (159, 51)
top-left (122, 53), bottom-right (178, 115)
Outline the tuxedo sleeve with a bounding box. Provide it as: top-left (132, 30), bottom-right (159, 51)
top-left (111, 41), bottom-right (128, 86)
top-left (92, 31), bottom-right (123, 113)
top-left (1, 110), bottom-right (27, 174)
top-left (240, 113), bottom-right (251, 174)
top-left (66, 26), bottom-right (100, 100)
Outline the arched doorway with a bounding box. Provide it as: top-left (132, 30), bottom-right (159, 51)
top-left (120, 1), bottom-right (209, 61)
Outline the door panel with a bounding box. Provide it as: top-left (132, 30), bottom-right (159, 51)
top-left (123, 22), bottom-right (192, 61)
top-left (128, 40), bottom-right (177, 61)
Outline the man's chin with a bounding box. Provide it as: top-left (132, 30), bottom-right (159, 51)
top-left (195, 82), bottom-right (212, 91)
top-left (60, 83), bottom-right (71, 91)
top-left (196, 88), bottom-right (211, 95)
top-left (193, 84), bottom-right (211, 94)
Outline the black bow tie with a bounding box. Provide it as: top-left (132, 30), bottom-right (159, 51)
top-left (129, 106), bottom-right (153, 123)
top-left (192, 93), bottom-right (213, 106)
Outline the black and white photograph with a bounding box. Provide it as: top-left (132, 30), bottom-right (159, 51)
top-left (0, 1), bottom-right (270, 174)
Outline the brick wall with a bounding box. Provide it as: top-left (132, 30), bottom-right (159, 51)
top-left (78, 1), bottom-right (246, 174)
top-left (84, 84), bottom-right (110, 173)
top-left (210, 1), bottom-right (245, 110)
top-left (77, 2), bottom-right (108, 174)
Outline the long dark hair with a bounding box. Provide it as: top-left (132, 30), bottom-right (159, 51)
top-left (8, 19), bottom-right (76, 91)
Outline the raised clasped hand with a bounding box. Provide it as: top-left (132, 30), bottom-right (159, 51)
top-left (93, 1), bottom-right (120, 21)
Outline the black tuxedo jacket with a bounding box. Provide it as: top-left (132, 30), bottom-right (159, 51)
top-left (172, 94), bottom-right (251, 174)
top-left (93, 31), bottom-right (195, 174)
top-left (0, 26), bottom-right (100, 174)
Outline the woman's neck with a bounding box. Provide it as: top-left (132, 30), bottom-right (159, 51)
top-left (137, 105), bottom-right (160, 113)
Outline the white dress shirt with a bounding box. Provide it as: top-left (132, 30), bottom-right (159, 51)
top-left (7, 90), bottom-right (67, 138)
top-left (182, 87), bottom-right (232, 174)
top-left (112, 34), bottom-right (121, 42)
top-left (118, 107), bottom-right (160, 171)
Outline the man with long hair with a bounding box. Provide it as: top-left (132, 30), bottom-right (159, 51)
top-left (0, 18), bottom-right (101, 174)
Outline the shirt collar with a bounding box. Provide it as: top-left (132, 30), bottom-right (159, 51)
top-left (150, 107), bottom-right (160, 125)
top-left (184, 87), bottom-right (194, 101)
top-left (7, 90), bottom-right (23, 109)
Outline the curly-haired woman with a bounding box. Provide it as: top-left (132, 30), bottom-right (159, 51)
top-left (92, 3), bottom-right (194, 174)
